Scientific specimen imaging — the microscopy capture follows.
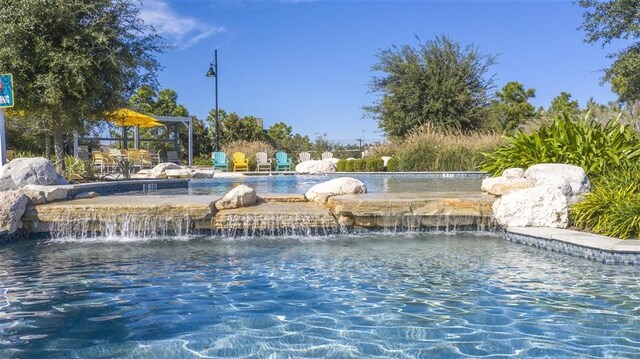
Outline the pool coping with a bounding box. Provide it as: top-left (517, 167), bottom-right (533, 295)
top-left (57, 179), bottom-right (189, 198)
top-left (505, 226), bottom-right (640, 265)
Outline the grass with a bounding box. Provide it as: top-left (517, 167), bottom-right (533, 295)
top-left (368, 124), bottom-right (504, 171)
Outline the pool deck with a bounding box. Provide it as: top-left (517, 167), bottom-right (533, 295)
top-left (506, 227), bottom-right (640, 265)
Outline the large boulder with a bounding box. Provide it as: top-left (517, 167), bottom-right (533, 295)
top-left (0, 191), bottom-right (28, 235)
top-left (305, 177), bottom-right (367, 204)
top-left (524, 163), bottom-right (590, 197)
top-left (0, 157), bottom-right (65, 191)
top-left (215, 185), bottom-right (258, 210)
top-left (296, 159), bottom-right (339, 174)
top-left (492, 186), bottom-right (568, 228)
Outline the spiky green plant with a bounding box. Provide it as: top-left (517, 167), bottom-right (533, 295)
top-left (481, 112), bottom-right (640, 179)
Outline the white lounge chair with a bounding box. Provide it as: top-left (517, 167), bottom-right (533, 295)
top-left (321, 151), bottom-right (333, 160)
top-left (256, 152), bottom-right (272, 171)
top-left (298, 151), bottom-right (311, 162)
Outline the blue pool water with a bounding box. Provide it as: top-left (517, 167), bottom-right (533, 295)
top-left (155, 174), bottom-right (483, 195)
top-left (1, 233), bottom-right (639, 358)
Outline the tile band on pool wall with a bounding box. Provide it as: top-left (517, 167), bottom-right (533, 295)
top-left (65, 179), bottom-right (189, 198)
top-left (505, 231), bottom-right (640, 265)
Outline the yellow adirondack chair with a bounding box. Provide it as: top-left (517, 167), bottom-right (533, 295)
top-left (232, 152), bottom-right (249, 171)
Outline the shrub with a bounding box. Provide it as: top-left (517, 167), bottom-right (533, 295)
top-left (364, 157), bottom-right (384, 172)
top-left (481, 113), bottom-right (640, 179)
top-left (344, 160), bottom-right (354, 172)
top-left (64, 155), bottom-right (95, 182)
top-left (571, 164), bottom-right (640, 239)
top-left (386, 157), bottom-right (399, 172)
top-left (352, 159), bottom-right (364, 172)
top-left (336, 159), bottom-right (347, 172)
top-left (367, 123), bottom-right (503, 171)
top-left (193, 154), bottom-right (212, 166)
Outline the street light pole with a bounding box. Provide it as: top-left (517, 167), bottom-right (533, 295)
top-left (206, 49), bottom-right (220, 151)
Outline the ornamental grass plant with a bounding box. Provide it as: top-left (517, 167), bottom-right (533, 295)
top-left (368, 124), bottom-right (504, 171)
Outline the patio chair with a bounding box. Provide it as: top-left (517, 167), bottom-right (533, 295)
top-left (139, 150), bottom-right (153, 169)
top-left (275, 151), bottom-right (292, 171)
top-left (321, 151), bottom-right (333, 160)
top-left (166, 150), bottom-right (181, 165)
top-left (232, 152), bottom-right (249, 171)
top-left (255, 152), bottom-right (272, 171)
top-left (298, 151), bottom-right (311, 162)
top-left (108, 148), bottom-right (124, 160)
top-left (148, 149), bottom-right (160, 165)
top-left (212, 151), bottom-right (228, 171)
top-left (92, 151), bottom-right (113, 175)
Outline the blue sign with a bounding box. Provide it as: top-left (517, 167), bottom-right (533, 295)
top-left (0, 74), bottom-right (14, 108)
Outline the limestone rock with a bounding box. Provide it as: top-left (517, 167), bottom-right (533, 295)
top-left (0, 191), bottom-right (28, 234)
top-left (74, 191), bottom-right (99, 199)
top-left (295, 159), bottom-right (339, 174)
top-left (492, 186), bottom-right (568, 228)
top-left (165, 168), bottom-right (196, 178)
top-left (481, 176), bottom-right (533, 196)
top-left (0, 157), bottom-right (65, 191)
top-left (215, 185), bottom-right (258, 210)
top-left (22, 185), bottom-right (68, 202)
top-left (149, 163), bottom-right (181, 178)
top-left (502, 168), bottom-right (525, 179)
top-left (305, 177), bottom-right (367, 204)
top-left (524, 163), bottom-right (590, 197)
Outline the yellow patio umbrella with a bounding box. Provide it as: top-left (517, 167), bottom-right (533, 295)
top-left (105, 108), bottom-right (164, 128)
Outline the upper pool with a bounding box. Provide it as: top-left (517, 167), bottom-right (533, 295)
top-left (145, 173), bottom-right (485, 196)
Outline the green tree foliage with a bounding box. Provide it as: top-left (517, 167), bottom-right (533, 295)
top-left (0, 0), bottom-right (163, 170)
top-left (490, 82), bottom-right (538, 132)
top-left (266, 122), bottom-right (312, 153)
top-left (549, 92), bottom-right (580, 118)
top-left (365, 35), bottom-right (496, 137)
top-left (579, 0), bottom-right (640, 107)
top-left (206, 109), bottom-right (266, 146)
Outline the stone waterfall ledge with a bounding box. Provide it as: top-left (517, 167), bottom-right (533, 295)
top-left (327, 192), bottom-right (496, 231)
top-left (30, 195), bottom-right (218, 236)
top-left (214, 202), bottom-right (338, 236)
top-left (506, 227), bottom-right (640, 265)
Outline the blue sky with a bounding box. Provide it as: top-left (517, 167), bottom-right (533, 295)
top-left (141, 0), bottom-right (619, 143)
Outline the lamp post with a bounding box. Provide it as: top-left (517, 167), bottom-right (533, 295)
top-left (206, 49), bottom-right (220, 151)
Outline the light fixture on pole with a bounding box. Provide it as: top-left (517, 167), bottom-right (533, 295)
top-left (205, 49), bottom-right (220, 151)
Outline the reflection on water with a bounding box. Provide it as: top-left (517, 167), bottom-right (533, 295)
top-left (138, 175), bottom-right (484, 196)
top-left (1, 233), bottom-right (639, 358)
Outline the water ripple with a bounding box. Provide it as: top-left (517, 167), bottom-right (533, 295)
top-left (0, 233), bottom-right (639, 357)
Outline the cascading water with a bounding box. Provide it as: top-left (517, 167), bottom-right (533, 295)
top-left (47, 210), bottom-right (196, 239)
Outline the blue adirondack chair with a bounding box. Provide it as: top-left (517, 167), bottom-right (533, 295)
top-left (275, 151), bottom-right (292, 171)
top-left (212, 151), bottom-right (228, 171)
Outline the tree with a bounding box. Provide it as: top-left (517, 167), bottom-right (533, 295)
top-left (265, 121), bottom-right (312, 154)
top-left (0, 0), bottom-right (163, 171)
top-left (365, 35), bottom-right (496, 137)
top-left (549, 92), bottom-right (580, 118)
top-left (490, 82), bottom-right (538, 132)
top-left (579, 0), bottom-right (640, 107)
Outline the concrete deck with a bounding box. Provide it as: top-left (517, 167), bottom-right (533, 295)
top-left (506, 226), bottom-right (640, 264)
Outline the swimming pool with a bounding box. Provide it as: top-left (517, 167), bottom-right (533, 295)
top-left (1, 233), bottom-right (638, 357)
top-left (142, 174), bottom-right (484, 196)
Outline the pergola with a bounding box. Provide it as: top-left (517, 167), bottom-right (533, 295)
top-left (73, 111), bottom-right (194, 166)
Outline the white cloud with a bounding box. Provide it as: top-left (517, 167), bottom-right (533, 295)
top-left (140, 0), bottom-right (223, 49)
